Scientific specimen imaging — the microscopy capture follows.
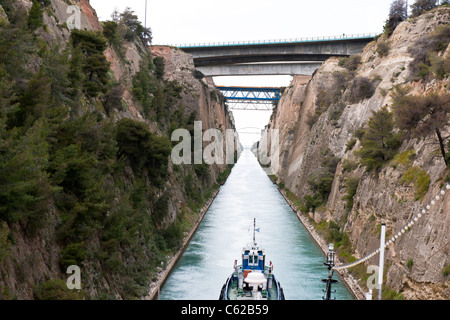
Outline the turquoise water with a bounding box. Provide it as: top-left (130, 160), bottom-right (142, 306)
top-left (159, 150), bottom-right (354, 300)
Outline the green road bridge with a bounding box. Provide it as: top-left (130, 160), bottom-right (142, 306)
top-left (173, 33), bottom-right (377, 76)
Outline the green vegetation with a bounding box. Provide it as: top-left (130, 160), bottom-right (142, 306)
top-left (400, 167), bottom-right (431, 200)
top-left (27, 0), bottom-right (43, 31)
top-left (308, 57), bottom-right (379, 128)
top-left (0, 5), bottom-right (231, 299)
top-left (392, 149), bottom-right (416, 168)
top-left (70, 29), bottom-right (110, 97)
top-left (300, 150), bottom-right (339, 213)
top-left (357, 107), bottom-right (402, 171)
top-left (0, 222), bottom-right (10, 262)
top-left (342, 176), bottom-right (360, 212)
top-left (33, 279), bottom-right (85, 300)
top-left (102, 20), bottom-right (125, 59)
top-left (348, 76), bottom-right (376, 104)
top-left (384, 0), bottom-right (407, 36)
top-left (392, 87), bottom-right (450, 167)
top-left (411, 0), bottom-right (438, 17)
top-left (116, 118), bottom-right (172, 183)
top-left (407, 258), bottom-right (414, 270)
top-left (382, 289), bottom-right (405, 300)
top-left (308, 72), bottom-right (350, 127)
top-left (338, 55), bottom-right (361, 71)
top-left (376, 38), bottom-right (390, 57)
top-left (443, 264), bottom-right (450, 277)
top-left (408, 25), bottom-right (450, 81)
top-left (111, 7), bottom-right (152, 45)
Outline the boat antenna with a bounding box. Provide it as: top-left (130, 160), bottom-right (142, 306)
top-left (253, 218), bottom-right (256, 245)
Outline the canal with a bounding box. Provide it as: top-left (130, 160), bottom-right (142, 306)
top-left (160, 149), bottom-right (354, 300)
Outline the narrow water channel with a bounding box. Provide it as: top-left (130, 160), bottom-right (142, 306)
top-left (160, 149), bottom-right (354, 300)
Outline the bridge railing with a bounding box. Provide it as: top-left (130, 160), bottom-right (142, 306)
top-left (160, 33), bottom-right (379, 49)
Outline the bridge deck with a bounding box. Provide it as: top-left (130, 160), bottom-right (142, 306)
top-left (173, 33), bottom-right (377, 49)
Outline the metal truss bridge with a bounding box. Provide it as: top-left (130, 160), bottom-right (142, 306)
top-left (216, 86), bottom-right (281, 111)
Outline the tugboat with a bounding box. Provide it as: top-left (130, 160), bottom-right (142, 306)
top-left (219, 219), bottom-right (285, 300)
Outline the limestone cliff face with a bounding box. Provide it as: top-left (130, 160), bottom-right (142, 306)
top-left (259, 7), bottom-right (449, 299)
top-left (0, 0), bottom-right (237, 299)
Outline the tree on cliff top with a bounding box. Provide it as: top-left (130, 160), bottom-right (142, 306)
top-left (384, 0), bottom-right (408, 36)
top-left (111, 7), bottom-right (152, 45)
top-left (411, 0), bottom-right (438, 17)
top-left (392, 87), bottom-right (450, 167)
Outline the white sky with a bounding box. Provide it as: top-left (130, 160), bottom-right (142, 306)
top-left (90, 0), bottom-right (393, 146)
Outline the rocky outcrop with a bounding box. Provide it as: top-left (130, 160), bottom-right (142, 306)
top-left (0, 0), bottom-right (238, 299)
top-left (258, 7), bottom-right (450, 299)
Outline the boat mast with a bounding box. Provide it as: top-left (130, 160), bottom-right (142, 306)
top-left (253, 218), bottom-right (256, 245)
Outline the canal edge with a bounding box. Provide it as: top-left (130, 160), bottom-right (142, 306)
top-left (145, 188), bottom-right (221, 300)
top-left (277, 187), bottom-right (366, 300)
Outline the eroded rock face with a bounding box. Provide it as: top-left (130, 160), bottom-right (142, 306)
top-left (258, 7), bottom-right (450, 299)
top-left (0, 0), bottom-right (239, 299)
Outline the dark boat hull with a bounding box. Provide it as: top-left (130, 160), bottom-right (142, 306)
top-left (219, 272), bottom-right (285, 300)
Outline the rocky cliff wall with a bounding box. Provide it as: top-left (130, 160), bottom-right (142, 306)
top-left (0, 0), bottom-right (237, 299)
top-left (258, 7), bottom-right (449, 299)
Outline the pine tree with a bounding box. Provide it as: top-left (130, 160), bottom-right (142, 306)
top-left (27, 0), bottom-right (43, 31)
top-left (384, 0), bottom-right (408, 36)
top-left (70, 30), bottom-right (110, 97)
top-left (358, 107), bottom-right (402, 171)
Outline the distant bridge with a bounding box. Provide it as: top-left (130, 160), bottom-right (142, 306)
top-left (217, 86), bottom-right (281, 103)
top-left (176, 33), bottom-right (377, 77)
top-left (217, 86), bottom-right (281, 111)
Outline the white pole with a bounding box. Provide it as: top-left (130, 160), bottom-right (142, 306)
top-left (378, 223), bottom-right (386, 300)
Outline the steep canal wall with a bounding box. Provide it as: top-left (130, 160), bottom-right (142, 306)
top-left (278, 189), bottom-right (365, 300)
top-left (257, 7), bottom-right (450, 299)
top-left (146, 188), bottom-right (221, 300)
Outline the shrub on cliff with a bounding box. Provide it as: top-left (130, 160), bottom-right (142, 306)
top-left (338, 55), bottom-right (361, 71)
top-left (348, 77), bottom-right (376, 104)
top-left (408, 25), bottom-right (450, 81)
top-left (376, 39), bottom-right (391, 57)
top-left (301, 150), bottom-right (340, 213)
top-left (392, 87), bottom-right (450, 166)
top-left (308, 72), bottom-right (350, 127)
top-left (34, 279), bottom-right (85, 300)
top-left (342, 176), bottom-right (360, 212)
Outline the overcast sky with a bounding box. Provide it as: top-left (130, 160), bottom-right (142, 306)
top-left (90, 0), bottom-right (392, 45)
top-left (90, 0), bottom-right (394, 147)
